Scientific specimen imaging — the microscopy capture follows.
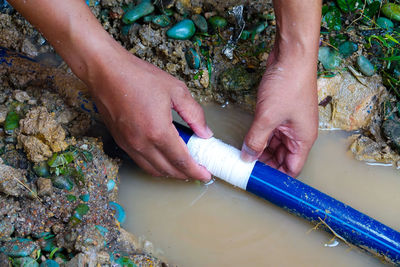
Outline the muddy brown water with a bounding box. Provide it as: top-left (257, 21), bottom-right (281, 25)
top-left (118, 103), bottom-right (400, 266)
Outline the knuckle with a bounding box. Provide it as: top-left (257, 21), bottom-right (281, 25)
top-left (147, 130), bottom-right (164, 143)
top-left (245, 137), bottom-right (265, 153)
top-left (172, 158), bottom-right (189, 170)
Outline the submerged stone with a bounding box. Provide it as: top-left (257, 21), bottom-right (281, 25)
top-left (40, 259), bottom-right (59, 267)
top-left (318, 46), bottom-right (341, 70)
top-left (0, 238), bottom-right (38, 257)
top-left (357, 55), bottom-right (375, 76)
top-left (338, 41), bottom-right (358, 58)
top-left (166, 19), bottom-right (196, 40)
top-left (191, 14), bottom-right (208, 32)
top-left (219, 66), bottom-right (260, 93)
top-left (376, 17), bottom-right (394, 30)
top-left (383, 119), bottom-right (400, 152)
top-left (122, 1), bottom-right (155, 24)
top-left (185, 48), bottom-right (201, 69)
top-left (382, 3), bottom-right (400, 22)
top-left (13, 257), bottom-right (39, 267)
top-left (151, 14), bottom-right (171, 27)
top-left (109, 201), bottom-right (126, 224)
top-left (52, 175), bottom-right (74, 191)
top-left (208, 16), bottom-right (227, 29)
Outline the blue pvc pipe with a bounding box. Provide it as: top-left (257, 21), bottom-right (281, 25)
top-left (174, 122), bottom-right (400, 264)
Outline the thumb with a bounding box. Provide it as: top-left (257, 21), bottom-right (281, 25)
top-left (171, 86), bottom-right (213, 139)
top-left (241, 113), bottom-right (279, 162)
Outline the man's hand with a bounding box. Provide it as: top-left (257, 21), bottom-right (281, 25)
top-left (89, 46), bottom-right (212, 181)
top-left (241, 49), bottom-right (318, 177)
top-left (241, 0), bottom-right (322, 177)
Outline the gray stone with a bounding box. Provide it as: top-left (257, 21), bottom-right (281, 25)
top-left (13, 90), bottom-right (30, 103)
top-left (37, 177), bottom-right (53, 196)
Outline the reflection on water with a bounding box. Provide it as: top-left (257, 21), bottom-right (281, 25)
top-left (118, 103), bottom-right (400, 267)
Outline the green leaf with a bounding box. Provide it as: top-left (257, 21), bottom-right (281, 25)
top-left (337, 0), bottom-right (359, 12)
top-left (381, 56), bottom-right (400, 61)
top-left (322, 5), bottom-right (342, 31)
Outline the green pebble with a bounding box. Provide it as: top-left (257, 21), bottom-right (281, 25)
top-left (191, 14), bottom-right (208, 32)
top-left (240, 30), bottom-right (251, 40)
top-left (185, 48), bottom-right (201, 69)
top-left (143, 15), bottom-right (154, 22)
top-left (382, 3), bottom-right (400, 22)
top-left (357, 55), bottom-right (375, 76)
top-left (66, 194), bottom-right (77, 202)
top-left (41, 237), bottom-right (56, 252)
top-left (252, 21), bottom-right (268, 34)
top-left (163, 9), bottom-right (174, 16)
top-left (95, 225), bottom-right (109, 237)
top-left (376, 17), bottom-right (394, 30)
top-left (13, 257), bottom-right (39, 267)
top-left (0, 238), bottom-right (38, 257)
top-left (109, 201), bottom-right (126, 224)
top-left (208, 16), bottom-right (227, 29)
top-left (122, 1), bottom-right (155, 24)
top-left (73, 204), bottom-right (90, 220)
top-left (40, 259), bottom-right (59, 267)
top-left (79, 193), bottom-right (90, 202)
top-left (121, 24), bottom-right (132, 36)
top-left (166, 19), bottom-right (196, 40)
top-left (338, 41), bottom-right (358, 58)
top-left (318, 46), bottom-right (341, 70)
top-left (151, 14), bottom-right (171, 27)
top-left (33, 162), bottom-right (50, 178)
top-left (4, 110), bottom-right (20, 132)
top-left (107, 179), bottom-right (116, 192)
top-left (52, 176), bottom-right (74, 191)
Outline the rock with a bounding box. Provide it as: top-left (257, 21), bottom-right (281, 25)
top-left (166, 19), bottom-right (196, 40)
top-left (151, 15), bottom-right (171, 27)
top-left (376, 17), bottom-right (394, 30)
top-left (382, 119), bottom-right (400, 152)
top-left (13, 90), bottom-right (30, 103)
top-left (40, 237), bottom-right (57, 253)
top-left (117, 228), bottom-right (139, 253)
top-left (191, 14), bottom-right (208, 32)
top-left (122, 1), bottom-right (155, 24)
top-left (63, 253), bottom-right (90, 267)
top-left (318, 46), bottom-right (341, 70)
top-left (200, 70), bottom-right (209, 88)
top-left (0, 105), bottom-right (8, 124)
top-left (0, 238), bottom-right (38, 257)
top-left (52, 175), bottom-right (74, 191)
top-left (317, 71), bottom-right (384, 130)
top-left (185, 48), bottom-right (201, 69)
top-left (350, 135), bottom-right (400, 164)
top-left (338, 41), bottom-right (358, 58)
top-left (0, 217), bottom-right (14, 241)
top-left (0, 159), bottom-right (27, 196)
top-left (37, 177), bottom-right (53, 196)
top-left (208, 16), bottom-right (227, 29)
top-left (18, 135), bottom-right (53, 162)
top-left (18, 107), bottom-right (68, 162)
top-left (109, 201), bottom-right (126, 223)
top-left (219, 65), bottom-right (260, 94)
top-left (357, 55), bottom-right (375, 76)
top-left (0, 253), bottom-right (10, 267)
top-left (382, 3), bottom-right (400, 22)
top-left (74, 225), bottom-right (105, 251)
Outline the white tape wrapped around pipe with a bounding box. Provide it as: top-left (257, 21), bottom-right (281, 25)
top-left (186, 135), bottom-right (255, 189)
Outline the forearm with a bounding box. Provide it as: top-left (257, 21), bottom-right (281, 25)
top-left (7, 0), bottom-right (122, 84)
top-left (273, 0), bottom-right (322, 62)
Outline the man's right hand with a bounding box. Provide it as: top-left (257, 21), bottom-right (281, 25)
top-left (88, 45), bottom-right (213, 181)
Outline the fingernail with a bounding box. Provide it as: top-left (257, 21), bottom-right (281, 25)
top-left (241, 143), bottom-right (259, 162)
top-left (205, 126), bottom-right (213, 138)
top-left (199, 166), bottom-right (212, 181)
